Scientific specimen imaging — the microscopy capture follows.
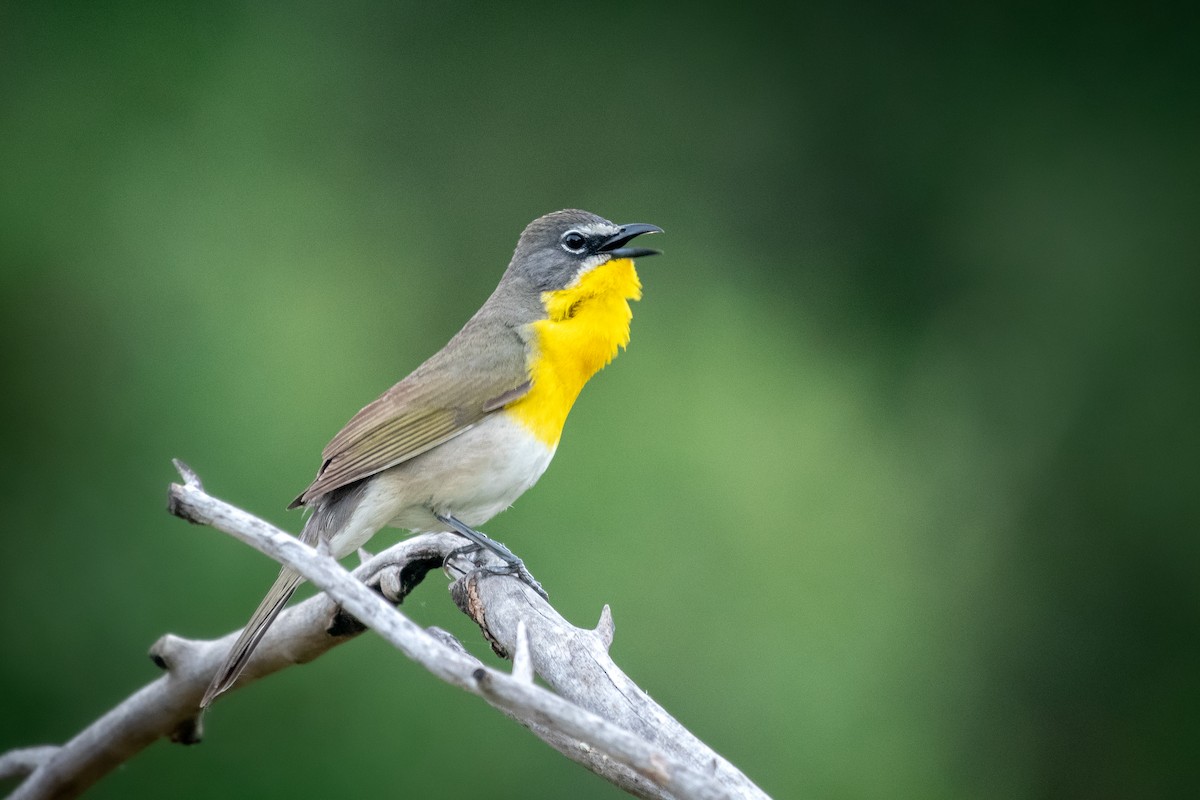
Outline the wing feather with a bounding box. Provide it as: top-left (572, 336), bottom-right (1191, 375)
top-left (289, 317), bottom-right (532, 508)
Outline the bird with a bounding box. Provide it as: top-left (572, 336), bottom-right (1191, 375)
top-left (201, 209), bottom-right (662, 707)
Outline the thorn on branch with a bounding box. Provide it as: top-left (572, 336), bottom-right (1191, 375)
top-left (166, 461), bottom-right (208, 524)
top-left (595, 605), bottom-right (615, 651)
top-left (512, 620), bottom-right (533, 684)
top-left (172, 459), bottom-right (203, 490)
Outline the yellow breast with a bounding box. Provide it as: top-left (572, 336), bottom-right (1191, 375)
top-left (505, 258), bottom-right (642, 446)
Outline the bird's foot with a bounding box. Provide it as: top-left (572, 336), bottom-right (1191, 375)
top-left (437, 513), bottom-right (549, 600)
top-left (481, 560), bottom-right (548, 600)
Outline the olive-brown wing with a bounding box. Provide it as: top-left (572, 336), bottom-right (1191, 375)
top-left (290, 320), bottom-right (531, 508)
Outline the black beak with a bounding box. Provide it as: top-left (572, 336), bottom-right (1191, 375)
top-left (598, 223), bottom-right (663, 259)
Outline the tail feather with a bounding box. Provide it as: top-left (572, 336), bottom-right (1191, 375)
top-left (201, 566), bottom-right (304, 708)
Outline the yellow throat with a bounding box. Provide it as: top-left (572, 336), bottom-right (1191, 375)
top-left (506, 258), bottom-right (642, 446)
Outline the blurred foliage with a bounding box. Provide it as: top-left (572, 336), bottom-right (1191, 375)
top-left (1, 2), bottom-right (1197, 798)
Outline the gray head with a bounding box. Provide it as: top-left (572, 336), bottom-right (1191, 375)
top-left (508, 209), bottom-right (662, 292)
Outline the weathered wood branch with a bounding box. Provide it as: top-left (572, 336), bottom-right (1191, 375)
top-left (3, 462), bottom-right (769, 800)
top-left (4, 529), bottom-right (457, 800)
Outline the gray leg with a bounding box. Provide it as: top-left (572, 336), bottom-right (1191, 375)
top-left (435, 513), bottom-right (548, 599)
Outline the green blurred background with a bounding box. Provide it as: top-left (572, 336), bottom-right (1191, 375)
top-left (2, 2), bottom-right (1197, 798)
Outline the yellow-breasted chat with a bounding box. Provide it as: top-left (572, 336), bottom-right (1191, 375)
top-left (202, 209), bottom-right (662, 707)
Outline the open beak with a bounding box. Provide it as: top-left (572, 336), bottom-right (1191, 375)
top-left (598, 223), bottom-right (663, 259)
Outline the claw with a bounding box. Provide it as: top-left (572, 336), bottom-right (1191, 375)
top-left (435, 512), bottom-right (548, 599)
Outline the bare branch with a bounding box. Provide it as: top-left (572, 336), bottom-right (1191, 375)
top-left (4, 533), bottom-right (458, 800)
top-left (448, 566), bottom-right (766, 799)
top-left (4, 466), bottom-right (769, 800)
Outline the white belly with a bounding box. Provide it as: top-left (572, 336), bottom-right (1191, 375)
top-left (324, 413), bottom-right (556, 556)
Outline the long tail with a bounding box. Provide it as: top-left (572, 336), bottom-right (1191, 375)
top-left (201, 565), bottom-right (303, 707)
top-left (201, 512), bottom-right (323, 708)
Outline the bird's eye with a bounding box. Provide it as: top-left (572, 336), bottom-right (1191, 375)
top-left (561, 231), bottom-right (588, 254)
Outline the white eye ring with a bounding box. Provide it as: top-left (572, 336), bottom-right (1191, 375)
top-left (560, 230), bottom-right (588, 254)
